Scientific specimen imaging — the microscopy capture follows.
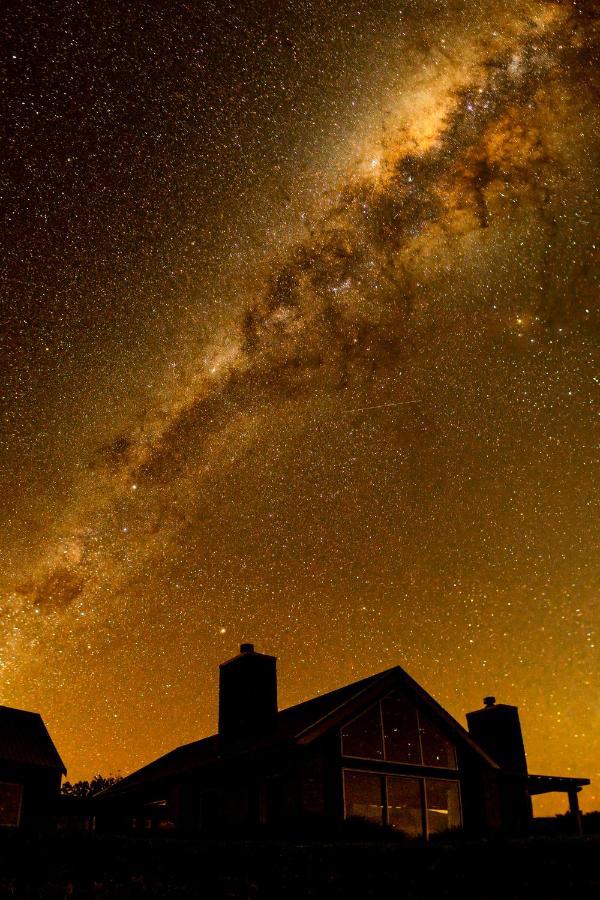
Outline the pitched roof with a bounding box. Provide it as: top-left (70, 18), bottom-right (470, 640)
top-left (275, 669), bottom-right (390, 740)
top-left (104, 734), bottom-right (221, 796)
top-left (278, 666), bottom-right (498, 767)
top-left (0, 705), bottom-right (66, 774)
top-left (101, 665), bottom-right (498, 798)
top-left (98, 671), bottom-right (388, 798)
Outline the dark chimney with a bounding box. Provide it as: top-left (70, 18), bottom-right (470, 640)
top-left (466, 697), bottom-right (528, 773)
top-left (218, 644), bottom-right (278, 742)
top-left (467, 697), bottom-right (532, 834)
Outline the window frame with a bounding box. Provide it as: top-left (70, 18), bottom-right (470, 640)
top-left (342, 768), bottom-right (462, 840)
top-left (0, 781), bottom-right (23, 828)
top-left (340, 693), bottom-right (458, 770)
top-left (341, 769), bottom-right (385, 827)
top-left (338, 700), bottom-right (386, 762)
top-left (424, 776), bottom-right (463, 836)
top-left (384, 771), bottom-right (426, 837)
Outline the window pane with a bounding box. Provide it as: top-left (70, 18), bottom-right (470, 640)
top-left (386, 776), bottom-right (423, 837)
top-left (382, 692), bottom-right (421, 764)
top-left (341, 704), bottom-right (384, 760)
top-left (0, 783), bottom-right (22, 827)
top-left (426, 779), bottom-right (461, 834)
top-left (343, 771), bottom-right (383, 825)
top-left (419, 715), bottom-right (457, 768)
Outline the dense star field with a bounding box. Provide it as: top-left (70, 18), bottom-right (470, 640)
top-left (1, 1), bottom-right (598, 814)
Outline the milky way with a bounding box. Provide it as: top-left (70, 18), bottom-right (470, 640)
top-left (1, 1), bottom-right (598, 813)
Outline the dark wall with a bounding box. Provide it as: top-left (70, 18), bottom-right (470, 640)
top-left (0, 762), bottom-right (62, 829)
top-left (456, 746), bottom-right (503, 835)
top-left (164, 741), bottom-right (337, 836)
top-left (94, 719), bottom-right (525, 839)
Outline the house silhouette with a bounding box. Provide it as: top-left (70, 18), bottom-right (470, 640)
top-left (0, 705), bottom-right (66, 829)
top-left (97, 644), bottom-right (590, 838)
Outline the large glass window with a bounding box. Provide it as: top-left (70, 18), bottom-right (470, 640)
top-left (343, 771), bottom-right (461, 836)
top-left (343, 771), bottom-right (384, 825)
top-left (426, 779), bottom-right (461, 834)
top-left (341, 693), bottom-right (457, 769)
top-left (386, 776), bottom-right (423, 837)
top-left (341, 704), bottom-right (384, 760)
top-left (0, 782), bottom-right (22, 827)
top-left (420, 717), bottom-right (457, 769)
top-left (382, 692), bottom-right (421, 764)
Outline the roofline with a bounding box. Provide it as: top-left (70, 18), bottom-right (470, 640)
top-left (37, 713), bottom-right (68, 775)
top-left (295, 665), bottom-right (500, 769)
top-left (95, 736), bottom-right (219, 798)
top-left (0, 706), bottom-right (67, 775)
top-left (0, 757), bottom-right (67, 775)
top-left (294, 668), bottom-right (395, 740)
top-left (528, 774), bottom-right (590, 784)
top-left (393, 666), bottom-right (501, 768)
top-left (0, 703), bottom-right (43, 716)
top-left (97, 664), bottom-right (502, 795)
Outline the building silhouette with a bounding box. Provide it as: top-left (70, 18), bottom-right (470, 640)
top-left (0, 705), bottom-right (66, 829)
top-left (97, 644), bottom-right (589, 837)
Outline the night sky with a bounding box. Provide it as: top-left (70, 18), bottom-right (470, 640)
top-left (1, 1), bottom-right (598, 814)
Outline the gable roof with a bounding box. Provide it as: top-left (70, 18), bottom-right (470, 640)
top-left (292, 666), bottom-right (499, 768)
top-left (0, 705), bottom-right (66, 774)
top-left (100, 665), bottom-right (498, 798)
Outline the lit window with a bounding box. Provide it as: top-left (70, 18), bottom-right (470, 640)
top-left (0, 783), bottom-right (22, 827)
top-left (426, 779), bottom-right (461, 834)
top-left (343, 771), bottom-right (461, 836)
top-left (420, 716), bottom-right (458, 768)
top-left (343, 771), bottom-right (384, 825)
top-left (386, 776), bottom-right (423, 837)
top-left (382, 692), bottom-right (421, 764)
top-left (341, 704), bottom-right (384, 760)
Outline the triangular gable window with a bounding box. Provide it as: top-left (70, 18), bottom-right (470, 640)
top-left (341, 690), bottom-right (457, 769)
top-left (420, 715), bottom-right (457, 769)
top-left (382, 691), bottom-right (421, 764)
top-left (340, 703), bottom-right (384, 760)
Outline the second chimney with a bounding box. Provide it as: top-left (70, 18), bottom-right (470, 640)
top-left (466, 697), bottom-right (528, 773)
top-left (218, 643), bottom-right (278, 742)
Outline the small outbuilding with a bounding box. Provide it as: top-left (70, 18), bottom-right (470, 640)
top-left (0, 704), bottom-right (66, 829)
top-left (97, 644), bottom-right (590, 838)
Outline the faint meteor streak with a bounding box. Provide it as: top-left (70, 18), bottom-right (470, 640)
top-left (343, 400), bottom-right (420, 414)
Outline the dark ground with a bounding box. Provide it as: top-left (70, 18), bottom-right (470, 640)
top-left (0, 833), bottom-right (599, 900)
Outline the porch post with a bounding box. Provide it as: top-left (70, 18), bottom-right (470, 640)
top-left (567, 787), bottom-right (583, 836)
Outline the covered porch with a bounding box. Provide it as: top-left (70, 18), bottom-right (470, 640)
top-left (528, 774), bottom-right (590, 835)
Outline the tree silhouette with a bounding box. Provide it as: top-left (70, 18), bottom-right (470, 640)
top-left (61, 774), bottom-right (122, 799)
